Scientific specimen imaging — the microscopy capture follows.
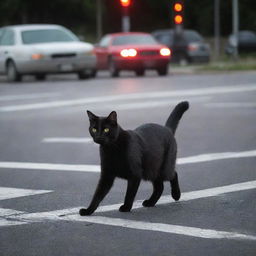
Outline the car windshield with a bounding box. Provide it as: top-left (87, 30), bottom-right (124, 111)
top-left (21, 28), bottom-right (78, 44)
top-left (184, 31), bottom-right (203, 42)
top-left (112, 35), bottom-right (158, 45)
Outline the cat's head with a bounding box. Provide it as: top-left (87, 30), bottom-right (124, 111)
top-left (87, 110), bottom-right (119, 145)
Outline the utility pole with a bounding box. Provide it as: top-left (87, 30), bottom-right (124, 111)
top-left (214, 0), bottom-right (220, 60)
top-left (96, 0), bottom-right (103, 40)
top-left (232, 0), bottom-right (239, 59)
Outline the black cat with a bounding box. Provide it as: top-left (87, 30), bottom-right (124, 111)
top-left (79, 101), bottom-right (189, 216)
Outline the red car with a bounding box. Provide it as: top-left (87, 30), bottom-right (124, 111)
top-left (94, 32), bottom-right (171, 77)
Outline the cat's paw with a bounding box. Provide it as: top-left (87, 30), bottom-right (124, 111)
top-left (119, 204), bottom-right (131, 212)
top-left (171, 189), bottom-right (181, 201)
top-left (79, 208), bottom-right (94, 216)
top-left (142, 200), bottom-right (156, 207)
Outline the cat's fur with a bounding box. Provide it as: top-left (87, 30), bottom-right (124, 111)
top-left (80, 101), bottom-right (189, 216)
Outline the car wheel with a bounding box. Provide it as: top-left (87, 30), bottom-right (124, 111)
top-left (157, 66), bottom-right (168, 76)
top-left (35, 74), bottom-right (46, 81)
top-left (90, 69), bottom-right (97, 78)
top-left (78, 70), bottom-right (91, 80)
top-left (135, 69), bottom-right (145, 77)
top-left (6, 60), bottom-right (22, 82)
top-left (109, 58), bottom-right (119, 77)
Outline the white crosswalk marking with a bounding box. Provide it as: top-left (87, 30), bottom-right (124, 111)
top-left (0, 149), bottom-right (255, 173)
top-left (1, 180), bottom-right (255, 240)
top-left (0, 187), bottom-right (52, 201)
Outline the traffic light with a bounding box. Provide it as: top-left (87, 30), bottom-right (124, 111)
top-left (173, 1), bottom-right (184, 25)
top-left (120, 0), bottom-right (131, 8)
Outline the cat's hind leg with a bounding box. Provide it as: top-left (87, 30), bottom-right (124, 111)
top-left (143, 179), bottom-right (164, 207)
top-left (170, 171), bottom-right (181, 201)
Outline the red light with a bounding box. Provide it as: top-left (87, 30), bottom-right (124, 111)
top-left (174, 15), bottom-right (183, 24)
top-left (120, 0), bottom-right (131, 7)
top-left (174, 3), bottom-right (183, 12)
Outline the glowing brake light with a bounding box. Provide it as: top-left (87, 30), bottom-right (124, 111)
top-left (174, 15), bottom-right (183, 25)
top-left (120, 48), bottom-right (137, 57)
top-left (160, 48), bottom-right (171, 56)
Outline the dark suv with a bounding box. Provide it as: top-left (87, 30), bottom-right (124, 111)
top-left (152, 29), bottom-right (210, 64)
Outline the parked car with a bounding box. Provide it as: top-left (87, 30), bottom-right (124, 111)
top-left (225, 30), bottom-right (256, 55)
top-left (0, 24), bottom-right (97, 82)
top-left (94, 32), bottom-right (171, 77)
top-left (152, 29), bottom-right (210, 64)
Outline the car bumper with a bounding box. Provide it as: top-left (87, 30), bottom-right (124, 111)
top-left (16, 55), bottom-right (97, 74)
top-left (113, 56), bottom-right (170, 70)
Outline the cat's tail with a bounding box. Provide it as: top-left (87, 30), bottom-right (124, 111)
top-left (165, 101), bottom-right (189, 135)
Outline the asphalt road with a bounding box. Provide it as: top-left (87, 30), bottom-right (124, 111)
top-left (0, 70), bottom-right (256, 256)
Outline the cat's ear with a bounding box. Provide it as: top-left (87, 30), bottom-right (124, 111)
top-left (87, 110), bottom-right (98, 120)
top-left (107, 111), bottom-right (117, 123)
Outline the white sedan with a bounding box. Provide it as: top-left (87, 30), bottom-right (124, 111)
top-left (0, 24), bottom-right (97, 82)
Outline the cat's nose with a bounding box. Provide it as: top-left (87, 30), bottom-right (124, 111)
top-left (94, 137), bottom-right (105, 144)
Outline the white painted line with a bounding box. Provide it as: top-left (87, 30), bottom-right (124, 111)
top-left (0, 208), bottom-right (25, 217)
top-left (0, 219), bottom-right (28, 227)
top-left (12, 180), bottom-right (256, 240)
top-left (0, 162), bottom-right (100, 172)
top-left (0, 187), bottom-right (53, 201)
top-left (0, 150), bottom-right (255, 173)
top-left (102, 97), bottom-right (210, 111)
top-left (0, 93), bottom-right (60, 102)
top-left (177, 150), bottom-right (256, 165)
top-left (206, 102), bottom-right (256, 108)
top-left (0, 84), bottom-right (255, 112)
top-left (42, 137), bottom-right (93, 144)
top-left (63, 216), bottom-right (256, 240)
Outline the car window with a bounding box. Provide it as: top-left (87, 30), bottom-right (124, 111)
top-left (112, 35), bottom-right (159, 45)
top-left (21, 28), bottom-right (78, 44)
top-left (0, 29), bottom-right (15, 46)
top-left (239, 31), bottom-right (256, 41)
top-left (154, 33), bottom-right (174, 46)
top-left (99, 36), bottom-right (111, 47)
top-left (184, 31), bottom-right (203, 43)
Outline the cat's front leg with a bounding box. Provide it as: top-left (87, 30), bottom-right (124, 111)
top-left (80, 174), bottom-right (115, 216)
top-left (119, 177), bottom-right (140, 212)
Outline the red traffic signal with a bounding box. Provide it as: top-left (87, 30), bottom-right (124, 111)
top-left (120, 0), bottom-right (131, 7)
top-left (173, 1), bottom-right (184, 25)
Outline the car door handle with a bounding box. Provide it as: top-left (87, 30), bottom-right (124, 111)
top-left (4, 51), bottom-right (8, 54)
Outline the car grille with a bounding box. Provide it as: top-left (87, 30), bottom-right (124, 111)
top-left (139, 50), bottom-right (159, 56)
top-left (51, 53), bottom-right (77, 58)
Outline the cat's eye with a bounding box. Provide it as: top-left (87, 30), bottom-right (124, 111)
top-left (104, 128), bottom-right (110, 133)
top-left (92, 128), bottom-right (97, 133)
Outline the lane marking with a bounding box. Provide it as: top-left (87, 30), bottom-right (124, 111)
top-left (17, 179), bottom-right (256, 218)
top-left (96, 96), bottom-right (210, 111)
top-left (0, 84), bottom-right (255, 112)
top-left (206, 102), bottom-right (256, 108)
top-left (0, 187), bottom-right (52, 201)
top-left (9, 180), bottom-right (256, 240)
top-left (61, 216), bottom-right (256, 240)
top-left (42, 137), bottom-right (93, 144)
top-left (0, 149), bottom-right (255, 173)
top-left (0, 93), bottom-right (60, 102)
top-left (176, 150), bottom-right (256, 165)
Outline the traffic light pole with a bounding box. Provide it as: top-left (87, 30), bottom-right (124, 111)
top-left (122, 6), bottom-right (130, 32)
top-left (232, 0), bottom-right (239, 59)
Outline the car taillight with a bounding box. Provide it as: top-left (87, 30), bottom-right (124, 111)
top-left (120, 49), bottom-right (137, 57)
top-left (160, 48), bottom-right (171, 56)
top-left (188, 43), bottom-right (199, 51)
